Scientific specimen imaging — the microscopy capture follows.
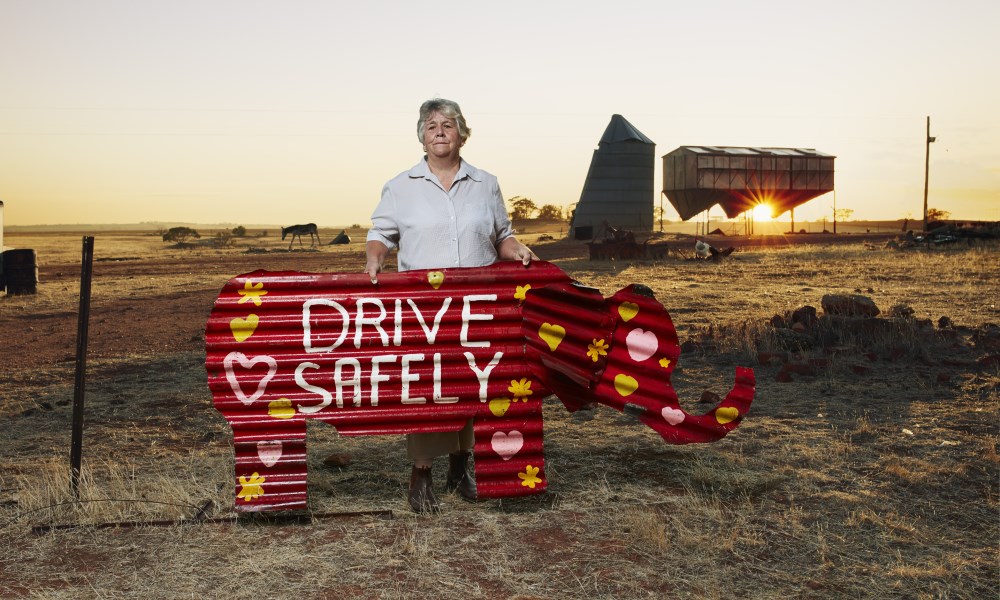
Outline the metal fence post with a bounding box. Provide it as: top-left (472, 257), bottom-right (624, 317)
top-left (71, 236), bottom-right (95, 501)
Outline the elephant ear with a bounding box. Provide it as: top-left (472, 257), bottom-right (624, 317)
top-left (521, 282), bottom-right (615, 412)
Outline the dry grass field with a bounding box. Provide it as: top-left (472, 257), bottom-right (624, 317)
top-left (1, 228), bottom-right (997, 599)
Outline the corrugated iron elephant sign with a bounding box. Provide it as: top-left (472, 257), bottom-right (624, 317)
top-left (206, 261), bottom-right (755, 511)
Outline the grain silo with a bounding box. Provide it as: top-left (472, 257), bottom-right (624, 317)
top-left (662, 146), bottom-right (835, 220)
top-left (570, 115), bottom-right (655, 238)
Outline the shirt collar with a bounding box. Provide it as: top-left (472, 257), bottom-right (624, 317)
top-left (408, 157), bottom-right (483, 183)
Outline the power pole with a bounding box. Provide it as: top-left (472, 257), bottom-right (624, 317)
top-left (833, 189), bottom-right (838, 234)
top-left (923, 116), bottom-right (936, 231)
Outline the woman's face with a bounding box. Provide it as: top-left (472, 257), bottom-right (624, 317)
top-left (422, 111), bottom-right (463, 160)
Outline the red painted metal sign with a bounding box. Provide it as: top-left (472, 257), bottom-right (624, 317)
top-left (207, 261), bottom-right (755, 511)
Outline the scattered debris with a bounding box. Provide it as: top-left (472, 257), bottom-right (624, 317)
top-left (972, 325), bottom-right (1000, 352)
top-left (698, 390), bottom-right (722, 404)
top-left (821, 294), bottom-right (881, 317)
top-left (694, 238), bottom-right (735, 261)
top-left (323, 453), bottom-right (353, 469)
top-left (328, 230), bottom-right (351, 245)
top-left (888, 222), bottom-right (999, 249)
top-left (586, 222), bottom-right (668, 260)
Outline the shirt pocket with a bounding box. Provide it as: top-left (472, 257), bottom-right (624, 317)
top-left (462, 199), bottom-right (497, 242)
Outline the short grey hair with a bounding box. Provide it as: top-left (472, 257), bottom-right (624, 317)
top-left (417, 98), bottom-right (471, 143)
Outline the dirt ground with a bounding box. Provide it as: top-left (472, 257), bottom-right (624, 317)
top-left (1, 229), bottom-right (997, 599)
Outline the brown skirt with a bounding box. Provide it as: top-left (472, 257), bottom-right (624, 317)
top-left (407, 420), bottom-right (474, 461)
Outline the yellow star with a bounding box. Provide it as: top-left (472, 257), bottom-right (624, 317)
top-left (659, 357), bottom-right (671, 368)
top-left (587, 339), bottom-right (609, 362)
top-left (237, 472), bottom-right (266, 502)
top-left (508, 378), bottom-right (533, 402)
top-left (514, 284), bottom-right (532, 302)
top-left (518, 465), bottom-right (542, 489)
top-left (237, 280), bottom-right (267, 306)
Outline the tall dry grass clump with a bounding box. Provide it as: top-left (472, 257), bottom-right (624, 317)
top-left (10, 457), bottom-right (221, 529)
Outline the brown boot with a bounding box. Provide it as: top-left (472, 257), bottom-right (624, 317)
top-left (408, 466), bottom-right (439, 513)
top-left (445, 451), bottom-right (478, 502)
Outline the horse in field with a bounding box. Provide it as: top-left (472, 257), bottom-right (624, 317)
top-left (281, 223), bottom-right (320, 249)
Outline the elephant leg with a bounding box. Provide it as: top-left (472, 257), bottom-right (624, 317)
top-left (231, 420), bottom-right (308, 512)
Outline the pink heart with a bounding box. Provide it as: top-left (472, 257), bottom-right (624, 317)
top-left (491, 431), bottom-right (524, 461)
top-left (257, 440), bottom-right (283, 467)
top-left (626, 328), bottom-right (658, 362)
top-left (661, 407), bottom-right (685, 426)
top-left (224, 352), bottom-right (278, 406)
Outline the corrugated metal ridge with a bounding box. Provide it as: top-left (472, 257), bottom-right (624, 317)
top-left (671, 145), bottom-right (836, 158)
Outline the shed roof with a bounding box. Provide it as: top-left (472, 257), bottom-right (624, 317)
top-left (678, 146), bottom-right (834, 157)
top-left (600, 114), bottom-right (654, 145)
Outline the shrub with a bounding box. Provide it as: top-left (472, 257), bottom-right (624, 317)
top-left (213, 231), bottom-right (234, 248)
top-left (162, 227), bottom-right (200, 242)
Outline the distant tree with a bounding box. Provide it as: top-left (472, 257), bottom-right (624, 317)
top-left (509, 196), bottom-right (538, 220)
top-left (926, 208), bottom-right (950, 222)
top-left (834, 208), bottom-right (854, 221)
top-left (214, 231), bottom-right (234, 247)
top-left (654, 206), bottom-right (668, 228)
top-left (162, 226), bottom-right (200, 242)
top-left (536, 204), bottom-right (562, 220)
top-left (231, 225), bottom-right (247, 237)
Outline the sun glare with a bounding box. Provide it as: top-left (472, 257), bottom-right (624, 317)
top-left (752, 203), bottom-right (774, 221)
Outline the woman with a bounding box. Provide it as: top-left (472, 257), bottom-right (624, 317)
top-left (365, 98), bottom-right (536, 513)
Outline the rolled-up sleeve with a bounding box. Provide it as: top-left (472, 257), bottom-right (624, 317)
top-left (491, 179), bottom-right (513, 246)
top-left (366, 184), bottom-right (400, 250)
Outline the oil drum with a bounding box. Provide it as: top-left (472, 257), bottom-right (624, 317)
top-left (2, 249), bottom-right (38, 294)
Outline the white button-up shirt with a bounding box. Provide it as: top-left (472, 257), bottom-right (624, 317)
top-left (366, 158), bottom-right (514, 272)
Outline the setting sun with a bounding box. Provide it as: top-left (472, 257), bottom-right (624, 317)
top-left (752, 203), bottom-right (774, 222)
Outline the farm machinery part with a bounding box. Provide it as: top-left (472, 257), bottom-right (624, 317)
top-left (586, 223), bottom-right (668, 260)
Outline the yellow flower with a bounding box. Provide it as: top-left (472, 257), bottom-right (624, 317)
top-left (237, 472), bottom-right (266, 502)
top-left (514, 284), bottom-right (531, 302)
top-left (237, 280), bottom-right (267, 306)
top-left (508, 378), bottom-right (533, 402)
top-left (518, 465), bottom-right (542, 489)
top-left (586, 339), bottom-right (609, 362)
top-left (659, 357), bottom-right (671, 369)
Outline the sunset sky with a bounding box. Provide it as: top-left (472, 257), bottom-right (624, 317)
top-left (2, 1), bottom-right (997, 227)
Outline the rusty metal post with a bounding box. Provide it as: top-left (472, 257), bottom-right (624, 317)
top-left (70, 236), bottom-right (95, 501)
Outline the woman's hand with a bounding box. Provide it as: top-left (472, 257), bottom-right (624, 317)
top-left (365, 240), bottom-right (389, 284)
top-left (511, 244), bottom-right (538, 266)
top-left (498, 236), bottom-right (538, 266)
top-left (364, 259), bottom-right (382, 283)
